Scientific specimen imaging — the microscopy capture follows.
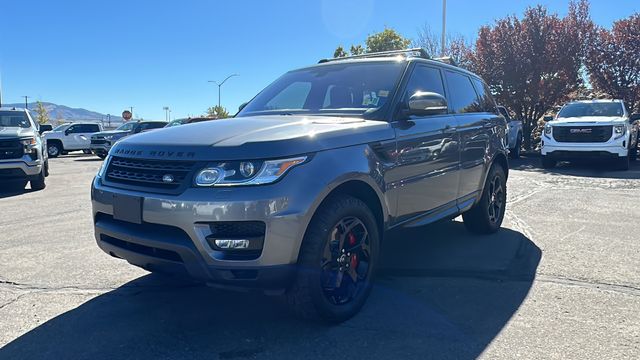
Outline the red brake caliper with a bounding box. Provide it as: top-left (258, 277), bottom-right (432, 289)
top-left (348, 232), bottom-right (358, 269)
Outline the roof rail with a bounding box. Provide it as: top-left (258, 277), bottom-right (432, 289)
top-left (319, 48), bottom-right (430, 63)
top-left (432, 56), bottom-right (457, 66)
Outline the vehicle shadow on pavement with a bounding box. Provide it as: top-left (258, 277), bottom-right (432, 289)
top-left (510, 155), bottom-right (640, 179)
top-left (0, 221), bottom-right (540, 360)
top-left (0, 186), bottom-right (34, 199)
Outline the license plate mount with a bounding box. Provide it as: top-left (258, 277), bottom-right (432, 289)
top-left (112, 194), bottom-right (143, 224)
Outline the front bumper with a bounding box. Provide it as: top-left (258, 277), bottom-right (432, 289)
top-left (0, 155), bottom-right (43, 180)
top-left (541, 135), bottom-right (628, 158)
top-left (90, 143), bottom-right (111, 155)
top-left (91, 171), bottom-right (317, 289)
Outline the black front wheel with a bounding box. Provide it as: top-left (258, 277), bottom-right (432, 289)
top-left (287, 195), bottom-right (379, 323)
top-left (510, 136), bottom-right (521, 159)
top-left (462, 164), bottom-right (507, 234)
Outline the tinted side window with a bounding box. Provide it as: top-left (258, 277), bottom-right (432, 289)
top-left (67, 125), bottom-right (79, 133)
top-left (404, 65), bottom-right (446, 101)
top-left (87, 124), bottom-right (100, 132)
top-left (445, 71), bottom-right (482, 114)
top-left (472, 78), bottom-right (497, 113)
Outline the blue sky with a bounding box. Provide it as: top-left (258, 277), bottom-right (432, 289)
top-left (1, 0), bottom-right (638, 120)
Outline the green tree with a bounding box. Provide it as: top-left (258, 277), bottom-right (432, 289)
top-left (332, 28), bottom-right (411, 57)
top-left (206, 105), bottom-right (230, 119)
top-left (34, 101), bottom-right (49, 125)
top-left (333, 46), bottom-right (347, 58)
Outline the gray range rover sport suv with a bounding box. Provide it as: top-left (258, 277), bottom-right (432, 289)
top-left (92, 49), bottom-right (508, 322)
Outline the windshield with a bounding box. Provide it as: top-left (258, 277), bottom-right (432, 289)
top-left (116, 122), bottom-right (134, 131)
top-left (558, 102), bottom-right (624, 118)
top-left (166, 119), bottom-right (186, 127)
top-left (237, 62), bottom-right (405, 119)
top-left (0, 111), bottom-right (30, 128)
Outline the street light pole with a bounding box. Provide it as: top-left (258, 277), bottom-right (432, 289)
top-left (22, 95), bottom-right (29, 110)
top-left (208, 73), bottom-right (238, 108)
top-left (163, 106), bottom-right (170, 122)
top-left (441, 0), bottom-right (447, 57)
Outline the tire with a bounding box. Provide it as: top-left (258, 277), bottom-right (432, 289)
top-left (462, 164), bottom-right (507, 234)
top-left (509, 136), bottom-right (521, 159)
top-left (541, 156), bottom-right (556, 169)
top-left (97, 153), bottom-right (107, 160)
top-left (615, 155), bottom-right (630, 171)
top-left (30, 167), bottom-right (46, 190)
top-left (629, 146), bottom-right (637, 162)
top-left (83, 149), bottom-right (92, 154)
top-left (286, 195), bottom-right (379, 323)
top-left (47, 142), bottom-right (62, 158)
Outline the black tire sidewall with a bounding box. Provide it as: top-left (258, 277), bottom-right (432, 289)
top-left (48, 143), bottom-right (61, 157)
top-left (480, 166), bottom-right (507, 231)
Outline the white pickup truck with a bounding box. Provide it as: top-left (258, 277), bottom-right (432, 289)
top-left (43, 122), bottom-right (103, 157)
top-left (541, 99), bottom-right (639, 170)
top-left (497, 106), bottom-right (523, 158)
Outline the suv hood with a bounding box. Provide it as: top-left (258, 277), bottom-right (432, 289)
top-left (111, 115), bottom-right (394, 160)
top-left (552, 116), bottom-right (627, 125)
top-left (0, 127), bottom-right (36, 139)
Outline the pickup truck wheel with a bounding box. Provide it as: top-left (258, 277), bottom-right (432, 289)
top-left (615, 155), bottom-right (630, 171)
top-left (541, 156), bottom-right (556, 169)
top-left (510, 136), bottom-right (521, 159)
top-left (30, 167), bottom-right (46, 190)
top-left (462, 164), bottom-right (506, 234)
top-left (97, 153), bottom-right (107, 160)
top-left (83, 149), bottom-right (92, 154)
top-left (629, 146), bottom-right (637, 162)
top-left (47, 142), bottom-right (62, 158)
top-left (287, 195), bottom-right (379, 323)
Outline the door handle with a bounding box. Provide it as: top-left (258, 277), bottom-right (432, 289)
top-left (443, 125), bottom-right (457, 134)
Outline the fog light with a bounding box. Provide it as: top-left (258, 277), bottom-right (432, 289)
top-left (214, 239), bottom-right (250, 249)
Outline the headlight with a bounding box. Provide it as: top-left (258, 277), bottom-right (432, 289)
top-left (544, 124), bottom-right (552, 138)
top-left (613, 125), bottom-right (626, 139)
top-left (96, 155), bottom-right (110, 178)
top-left (194, 156), bottom-right (307, 187)
top-left (20, 137), bottom-right (37, 146)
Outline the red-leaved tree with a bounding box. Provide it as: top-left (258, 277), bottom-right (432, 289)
top-left (586, 13), bottom-right (640, 112)
top-left (468, 1), bottom-right (593, 150)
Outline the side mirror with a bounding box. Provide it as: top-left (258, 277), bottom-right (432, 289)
top-left (630, 113), bottom-right (640, 122)
top-left (543, 115), bottom-right (554, 122)
top-left (406, 92), bottom-right (448, 117)
top-left (238, 102), bottom-right (248, 112)
top-left (134, 127), bottom-right (141, 133)
top-left (64, 128), bottom-right (71, 135)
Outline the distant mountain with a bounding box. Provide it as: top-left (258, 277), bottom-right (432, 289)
top-left (2, 102), bottom-right (124, 125)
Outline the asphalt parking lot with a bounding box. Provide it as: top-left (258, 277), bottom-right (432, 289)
top-left (0, 154), bottom-right (639, 359)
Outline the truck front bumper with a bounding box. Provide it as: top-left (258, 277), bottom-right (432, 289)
top-left (0, 155), bottom-right (43, 180)
top-left (91, 173), bottom-right (317, 289)
top-left (541, 135), bottom-right (629, 158)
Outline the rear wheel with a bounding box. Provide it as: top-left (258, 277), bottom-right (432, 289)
top-left (83, 149), bottom-right (92, 154)
top-left (629, 146), bottom-right (637, 162)
top-left (97, 153), bottom-right (107, 160)
top-left (287, 195), bottom-right (379, 323)
top-left (462, 164), bottom-right (507, 234)
top-left (541, 156), bottom-right (556, 169)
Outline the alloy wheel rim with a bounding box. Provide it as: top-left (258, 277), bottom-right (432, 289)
top-left (48, 146), bottom-right (59, 156)
top-left (320, 216), bottom-right (371, 305)
top-left (487, 174), bottom-right (505, 224)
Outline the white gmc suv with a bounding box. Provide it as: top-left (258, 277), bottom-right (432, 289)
top-left (541, 100), bottom-right (639, 170)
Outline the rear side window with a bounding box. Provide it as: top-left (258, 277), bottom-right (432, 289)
top-left (87, 124), bottom-right (100, 132)
top-left (403, 65), bottom-right (446, 101)
top-left (139, 122), bottom-right (166, 131)
top-left (472, 78), bottom-right (497, 113)
top-left (445, 71), bottom-right (482, 114)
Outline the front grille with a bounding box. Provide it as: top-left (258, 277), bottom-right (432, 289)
top-left (91, 139), bottom-right (107, 145)
top-left (553, 126), bottom-right (613, 143)
top-left (0, 139), bottom-right (23, 160)
top-left (105, 156), bottom-right (197, 192)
